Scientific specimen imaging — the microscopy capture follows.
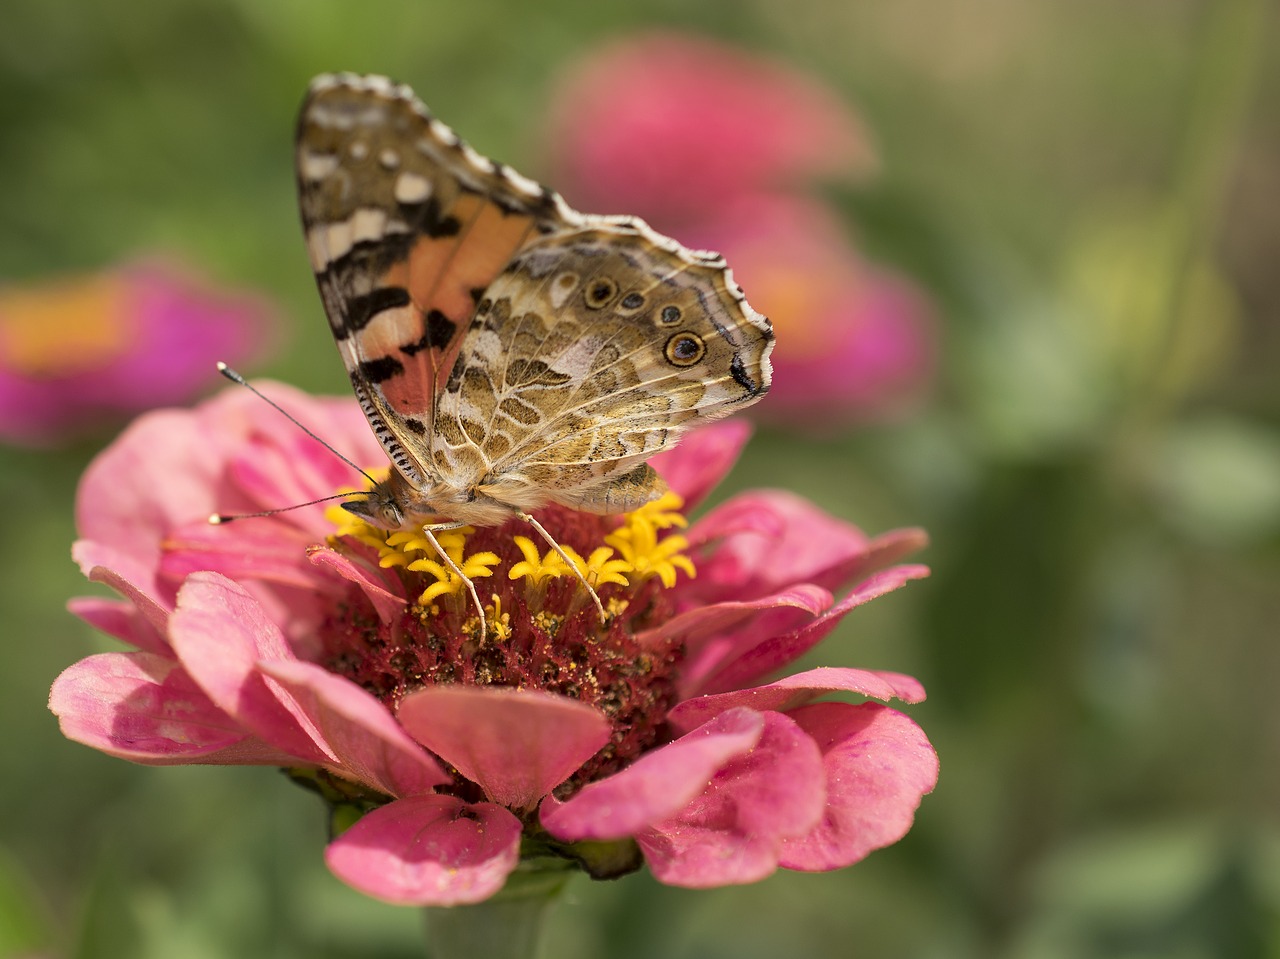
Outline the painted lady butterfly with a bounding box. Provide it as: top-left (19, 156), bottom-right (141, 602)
top-left (296, 73), bottom-right (773, 628)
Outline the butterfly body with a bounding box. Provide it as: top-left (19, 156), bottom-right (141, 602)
top-left (297, 73), bottom-right (773, 538)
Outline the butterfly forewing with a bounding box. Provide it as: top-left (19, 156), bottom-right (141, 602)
top-left (296, 74), bottom-right (575, 484)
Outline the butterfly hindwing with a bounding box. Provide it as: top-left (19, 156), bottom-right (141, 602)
top-left (431, 224), bottom-right (773, 511)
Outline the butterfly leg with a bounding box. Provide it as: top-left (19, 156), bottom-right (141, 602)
top-left (517, 511), bottom-right (608, 625)
top-left (420, 522), bottom-right (489, 643)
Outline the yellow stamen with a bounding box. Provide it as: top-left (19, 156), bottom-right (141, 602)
top-left (604, 491), bottom-right (696, 587)
top-left (508, 535), bottom-right (573, 584)
top-left (408, 528), bottom-right (500, 605)
top-left (485, 594), bottom-right (513, 642)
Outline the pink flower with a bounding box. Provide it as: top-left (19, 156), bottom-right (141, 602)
top-left (548, 32), bottom-right (876, 222)
top-left (50, 385), bottom-right (937, 904)
top-left (547, 34), bottom-right (936, 424)
top-left (0, 258), bottom-right (275, 446)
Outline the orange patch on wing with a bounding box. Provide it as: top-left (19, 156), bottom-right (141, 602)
top-left (407, 196), bottom-right (535, 323)
top-left (377, 199), bottom-right (537, 419)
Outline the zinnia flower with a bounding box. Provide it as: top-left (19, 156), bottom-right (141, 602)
top-left (51, 383), bottom-right (937, 904)
top-left (548, 31), bottom-right (876, 222)
top-left (547, 33), bottom-right (935, 424)
top-left (0, 258), bottom-right (275, 446)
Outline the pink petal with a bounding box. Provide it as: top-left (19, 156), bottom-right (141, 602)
top-left (66, 596), bottom-right (168, 656)
top-left (160, 518), bottom-right (326, 590)
top-left (167, 571), bottom-right (331, 765)
top-left (399, 686), bottom-right (610, 809)
top-left (691, 565), bottom-right (930, 696)
top-left (541, 707), bottom-right (765, 841)
top-left (638, 583), bottom-right (830, 651)
top-left (48, 652), bottom-right (295, 765)
top-left (650, 420), bottom-right (752, 508)
top-left (669, 666), bottom-right (927, 733)
top-left (779, 702), bottom-right (938, 871)
top-left (306, 546), bottom-right (407, 623)
top-left (259, 659), bottom-right (448, 797)
top-left (72, 540), bottom-right (173, 639)
top-left (325, 795), bottom-right (522, 905)
top-left (685, 491), bottom-right (919, 604)
top-left (638, 711), bottom-right (825, 887)
top-left (75, 408), bottom-right (222, 564)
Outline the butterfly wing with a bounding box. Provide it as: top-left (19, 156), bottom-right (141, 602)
top-left (431, 220), bottom-right (773, 514)
top-left (295, 73), bottom-right (574, 487)
top-left (298, 73), bottom-right (773, 520)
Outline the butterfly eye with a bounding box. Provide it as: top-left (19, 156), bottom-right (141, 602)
top-left (659, 305), bottom-right (682, 325)
top-left (665, 332), bottom-right (706, 367)
top-left (584, 277), bottom-right (619, 309)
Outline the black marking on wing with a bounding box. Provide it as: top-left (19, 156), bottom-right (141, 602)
top-left (729, 354), bottom-right (763, 396)
top-left (359, 356), bottom-right (405, 383)
top-left (345, 287), bottom-right (412, 333)
top-left (400, 310), bottom-right (458, 356)
top-left (402, 417), bottom-right (427, 435)
top-left (401, 195), bottom-right (462, 239)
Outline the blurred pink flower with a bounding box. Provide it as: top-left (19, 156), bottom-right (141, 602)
top-left (549, 32), bottom-right (876, 222)
top-left (50, 385), bottom-right (937, 904)
top-left (548, 33), bottom-right (935, 423)
top-left (0, 259), bottom-right (275, 446)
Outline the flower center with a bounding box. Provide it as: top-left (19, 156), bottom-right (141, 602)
top-left (320, 486), bottom-right (696, 793)
top-left (0, 274), bottom-right (136, 377)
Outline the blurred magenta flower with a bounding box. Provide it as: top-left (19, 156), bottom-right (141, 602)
top-left (549, 32), bottom-right (876, 222)
top-left (0, 259), bottom-right (275, 446)
top-left (548, 32), bottom-right (935, 423)
top-left (51, 385), bottom-right (937, 904)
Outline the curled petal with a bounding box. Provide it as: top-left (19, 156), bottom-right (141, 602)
top-left (66, 595), bottom-right (168, 656)
top-left (638, 583), bottom-right (831, 652)
top-left (72, 540), bottom-right (173, 642)
top-left (668, 665), bottom-right (927, 734)
top-left (690, 564), bottom-right (930, 696)
top-left (779, 702), bottom-right (938, 871)
top-left (398, 686), bottom-right (610, 809)
top-left (168, 571), bottom-right (330, 765)
top-left (638, 711), bottom-right (825, 887)
top-left (326, 795), bottom-right (522, 906)
top-left (49, 652), bottom-right (295, 765)
top-left (259, 660), bottom-right (449, 797)
top-left (306, 545), bottom-right (407, 623)
top-left (685, 489), bottom-right (927, 604)
top-left (541, 707), bottom-right (765, 841)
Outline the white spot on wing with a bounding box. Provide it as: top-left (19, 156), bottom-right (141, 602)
top-left (351, 207), bottom-right (387, 243)
top-left (394, 171), bottom-right (432, 204)
top-left (299, 150), bottom-right (340, 182)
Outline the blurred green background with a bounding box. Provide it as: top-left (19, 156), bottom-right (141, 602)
top-left (3, 1), bottom-right (1278, 957)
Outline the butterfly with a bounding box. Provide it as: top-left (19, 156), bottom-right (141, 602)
top-left (296, 73), bottom-right (773, 633)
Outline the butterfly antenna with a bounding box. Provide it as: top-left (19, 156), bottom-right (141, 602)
top-left (210, 490), bottom-right (369, 525)
top-left (216, 362), bottom-right (380, 487)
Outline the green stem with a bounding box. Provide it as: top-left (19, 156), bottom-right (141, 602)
top-left (421, 868), bottom-right (571, 959)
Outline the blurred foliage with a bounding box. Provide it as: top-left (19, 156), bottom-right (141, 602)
top-left (2, 0), bottom-right (1278, 957)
